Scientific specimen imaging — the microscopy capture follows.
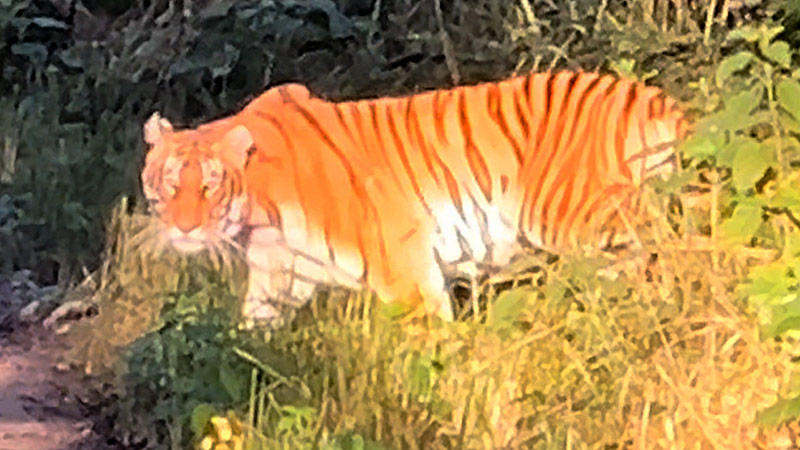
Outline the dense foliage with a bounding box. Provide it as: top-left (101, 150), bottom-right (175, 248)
top-left (5, 0), bottom-right (800, 448)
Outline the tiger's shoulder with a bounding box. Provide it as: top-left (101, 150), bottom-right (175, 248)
top-left (243, 82), bottom-right (316, 112)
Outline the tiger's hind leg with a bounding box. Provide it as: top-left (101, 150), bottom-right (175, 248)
top-left (371, 228), bottom-right (455, 322)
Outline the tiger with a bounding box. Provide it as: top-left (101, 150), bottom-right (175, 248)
top-left (141, 70), bottom-right (687, 324)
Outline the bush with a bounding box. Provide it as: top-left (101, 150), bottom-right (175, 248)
top-left (7, 0), bottom-right (800, 448)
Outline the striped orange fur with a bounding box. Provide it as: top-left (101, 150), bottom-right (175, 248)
top-left (141, 71), bottom-right (687, 322)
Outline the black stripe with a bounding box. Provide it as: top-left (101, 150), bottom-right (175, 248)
top-left (385, 102), bottom-right (435, 216)
top-left (614, 82), bottom-right (640, 179)
top-left (550, 89), bottom-right (607, 246)
top-left (487, 84), bottom-right (523, 164)
top-left (459, 89), bottom-right (493, 202)
top-left (648, 92), bottom-right (666, 119)
top-left (534, 72), bottom-right (557, 146)
top-left (325, 223), bottom-right (336, 265)
top-left (433, 90), bottom-right (450, 145)
top-left (560, 72), bottom-right (581, 112)
top-left (278, 88), bottom-right (366, 203)
top-left (333, 103), bottom-right (359, 147)
top-left (252, 110), bottom-right (301, 232)
top-left (406, 95), bottom-right (442, 187)
top-left (278, 86), bottom-right (294, 104)
top-left (457, 89), bottom-right (472, 146)
top-left (560, 74), bottom-right (603, 156)
top-left (604, 77), bottom-right (622, 96)
top-left (350, 103), bottom-right (369, 152)
top-left (513, 83), bottom-right (531, 144)
top-left (527, 72), bottom-right (580, 233)
top-left (369, 102), bottom-right (385, 150)
top-left (523, 73), bottom-right (534, 110)
top-left (370, 101), bottom-right (406, 191)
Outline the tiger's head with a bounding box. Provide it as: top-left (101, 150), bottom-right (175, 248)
top-left (141, 113), bottom-right (255, 253)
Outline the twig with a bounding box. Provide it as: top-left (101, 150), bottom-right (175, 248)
top-left (371, 0), bottom-right (381, 22)
top-left (720, 0), bottom-right (730, 26)
top-left (595, 0), bottom-right (609, 33)
top-left (519, 0), bottom-right (540, 34)
top-left (710, 181), bottom-right (719, 271)
top-left (703, 0), bottom-right (718, 46)
top-left (434, 0), bottom-right (460, 85)
top-left (765, 206), bottom-right (800, 230)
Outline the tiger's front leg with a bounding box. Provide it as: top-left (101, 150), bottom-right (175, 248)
top-left (241, 226), bottom-right (313, 325)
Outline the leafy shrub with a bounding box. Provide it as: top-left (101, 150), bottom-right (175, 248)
top-left (7, 0), bottom-right (800, 447)
top-left (119, 306), bottom-right (252, 449)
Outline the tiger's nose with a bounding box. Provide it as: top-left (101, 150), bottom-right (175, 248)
top-left (173, 207), bottom-right (202, 233)
top-left (174, 215), bottom-right (201, 233)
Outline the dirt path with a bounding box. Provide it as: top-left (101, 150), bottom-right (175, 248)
top-left (0, 271), bottom-right (111, 450)
top-left (0, 329), bottom-right (92, 450)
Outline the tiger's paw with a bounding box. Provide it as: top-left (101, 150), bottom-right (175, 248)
top-left (240, 297), bottom-right (281, 330)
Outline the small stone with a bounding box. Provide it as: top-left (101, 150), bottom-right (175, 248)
top-left (18, 301), bottom-right (40, 322)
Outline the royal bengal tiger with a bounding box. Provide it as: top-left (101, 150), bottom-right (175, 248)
top-left (141, 70), bottom-right (687, 323)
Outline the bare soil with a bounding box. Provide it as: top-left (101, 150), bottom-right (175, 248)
top-left (0, 329), bottom-right (90, 450)
top-left (0, 273), bottom-right (113, 450)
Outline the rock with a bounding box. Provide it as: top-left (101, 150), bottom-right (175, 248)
top-left (18, 300), bottom-right (41, 322)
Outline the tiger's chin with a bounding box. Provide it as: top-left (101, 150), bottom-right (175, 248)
top-left (170, 237), bottom-right (207, 253)
top-left (164, 227), bottom-right (211, 254)
top-left (162, 224), bottom-right (244, 254)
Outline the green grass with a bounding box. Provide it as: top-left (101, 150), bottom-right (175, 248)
top-left (64, 197), bottom-right (793, 449)
top-left (9, 0), bottom-right (800, 448)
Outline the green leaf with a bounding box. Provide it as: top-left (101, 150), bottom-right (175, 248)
top-left (719, 199), bottom-right (763, 243)
top-left (765, 41), bottom-right (792, 68)
top-left (196, 1), bottom-right (232, 19)
top-left (31, 17), bottom-right (67, 29)
top-left (779, 114), bottom-right (800, 134)
top-left (717, 136), bottom-right (750, 167)
top-left (378, 299), bottom-right (411, 320)
top-left (727, 26), bottom-right (760, 43)
top-left (716, 52), bottom-right (754, 87)
top-left (742, 263), bottom-right (789, 298)
top-left (610, 58), bottom-right (637, 79)
top-left (731, 140), bottom-right (774, 191)
top-left (219, 363), bottom-right (243, 402)
top-left (725, 85), bottom-right (763, 119)
top-left (777, 79), bottom-right (800, 121)
top-left (648, 169), bottom-right (695, 194)
top-left (681, 134), bottom-right (718, 159)
top-left (11, 43), bottom-right (47, 66)
top-left (757, 395), bottom-right (800, 426)
top-left (772, 314), bottom-right (800, 337)
top-left (190, 403), bottom-right (216, 435)
top-left (784, 234), bottom-right (800, 260)
top-left (489, 288), bottom-right (534, 331)
top-left (407, 354), bottom-right (433, 399)
top-left (771, 183), bottom-right (800, 209)
top-left (758, 25), bottom-right (787, 56)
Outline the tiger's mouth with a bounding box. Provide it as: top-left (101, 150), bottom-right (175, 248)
top-left (162, 220), bottom-right (245, 254)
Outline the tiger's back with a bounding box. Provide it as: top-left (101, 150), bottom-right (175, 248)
top-left (142, 70), bottom-right (687, 322)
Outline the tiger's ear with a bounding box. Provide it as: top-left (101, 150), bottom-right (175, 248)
top-left (220, 125), bottom-right (254, 168)
top-left (144, 112), bottom-right (173, 146)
